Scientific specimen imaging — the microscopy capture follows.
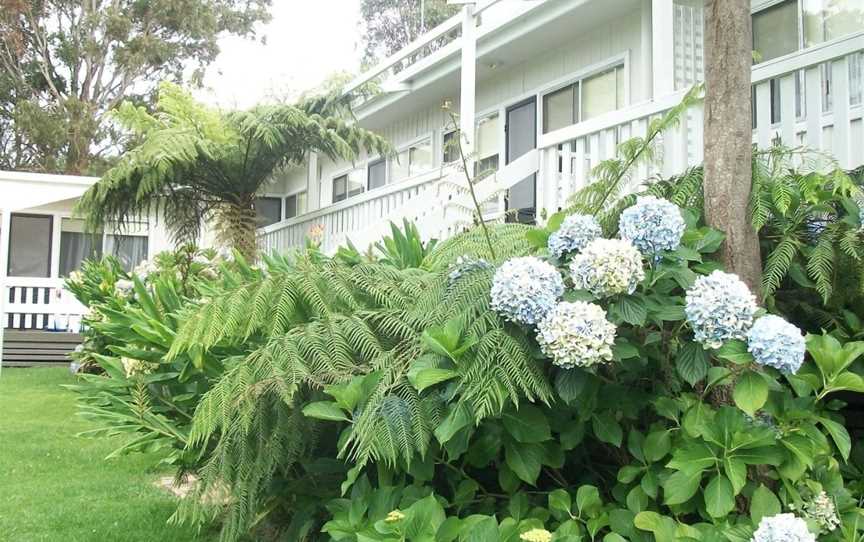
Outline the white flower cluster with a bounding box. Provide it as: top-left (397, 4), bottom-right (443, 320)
top-left (520, 529), bottom-right (552, 542)
top-left (115, 279), bottom-right (134, 297)
top-left (570, 239), bottom-right (645, 298)
top-left (800, 491), bottom-right (841, 534)
top-left (619, 196), bottom-right (686, 258)
top-left (133, 259), bottom-right (159, 279)
top-left (685, 271), bottom-right (758, 349)
top-left (491, 257), bottom-right (564, 325)
top-left (547, 214), bottom-right (602, 258)
top-left (747, 315), bottom-right (806, 374)
top-left (537, 301), bottom-right (616, 369)
top-left (751, 514), bottom-right (816, 542)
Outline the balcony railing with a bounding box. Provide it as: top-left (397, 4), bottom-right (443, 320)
top-left (3, 277), bottom-right (87, 331)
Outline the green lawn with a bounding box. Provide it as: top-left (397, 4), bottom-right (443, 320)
top-left (0, 367), bottom-right (210, 541)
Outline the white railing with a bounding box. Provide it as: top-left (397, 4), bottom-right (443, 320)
top-left (752, 32), bottom-right (864, 170)
top-left (4, 277), bottom-right (87, 331)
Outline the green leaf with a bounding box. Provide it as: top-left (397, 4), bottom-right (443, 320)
top-left (723, 457), bottom-right (747, 495)
top-left (549, 489), bottom-right (572, 518)
top-left (750, 485), bottom-right (781, 524)
top-left (502, 405), bottom-right (551, 443)
top-left (407, 367), bottom-right (459, 393)
top-left (403, 495), bottom-right (446, 539)
top-left (547, 212), bottom-right (566, 232)
top-left (592, 413), bottom-right (623, 447)
top-left (716, 340), bottom-right (755, 365)
top-left (613, 297), bottom-right (647, 326)
top-left (817, 416), bottom-right (851, 460)
top-left (576, 485), bottom-right (602, 516)
top-left (634, 511), bottom-right (678, 540)
top-left (662, 469), bottom-right (703, 505)
top-left (733, 372), bottom-right (768, 416)
top-left (677, 342), bottom-right (709, 386)
top-left (704, 475), bottom-right (735, 518)
top-left (302, 401), bottom-right (348, 421)
top-left (504, 441), bottom-right (544, 485)
top-left (434, 404), bottom-right (472, 445)
top-left (526, 229), bottom-right (550, 248)
top-left (643, 430), bottom-right (671, 462)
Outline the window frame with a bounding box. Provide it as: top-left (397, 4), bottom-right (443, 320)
top-left (538, 54), bottom-right (629, 135)
top-left (331, 168), bottom-right (365, 204)
top-left (254, 195), bottom-right (284, 228)
top-left (367, 157), bottom-right (388, 191)
top-left (284, 190), bottom-right (308, 220)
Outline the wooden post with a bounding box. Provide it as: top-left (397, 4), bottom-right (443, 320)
top-left (0, 208), bottom-right (11, 376)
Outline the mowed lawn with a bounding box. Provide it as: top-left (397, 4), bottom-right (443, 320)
top-left (0, 367), bottom-right (211, 541)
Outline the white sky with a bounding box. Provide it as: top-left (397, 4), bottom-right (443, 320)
top-left (196, 0), bottom-right (364, 109)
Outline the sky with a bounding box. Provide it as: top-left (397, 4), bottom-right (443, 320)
top-left (195, 0), bottom-right (364, 109)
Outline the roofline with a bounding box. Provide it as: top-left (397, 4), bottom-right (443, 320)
top-left (0, 170), bottom-right (98, 187)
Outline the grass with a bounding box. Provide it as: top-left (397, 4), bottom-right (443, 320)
top-left (0, 367), bottom-right (211, 541)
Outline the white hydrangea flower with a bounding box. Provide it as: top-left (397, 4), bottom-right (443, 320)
top-left (547, 214), bottom-right (602, 258)
top-left (569, 239), bottom-right (645, 298)
top-left (520, 529), bottom-right (552, 542)
top-left (121, 357), bottom-right (156, 378)
top-left (746, 315), bottom-right (806, 374)
top-left (685, 271), bottom-right (757, 349)
top-left (751, 514), bottom-right (816, 542)
top-left (801, 491), bottom-right (840, 533)
top-left (114, 279), bottom-right (134, 296)
top-left (537, 301), bottom-right (617, 369)
top-left (490, 257), bottom-right (564, 325)
top-left (133, 259), bottom-right (158, 278)
top-left (619, 196), bottom-right (686, 258)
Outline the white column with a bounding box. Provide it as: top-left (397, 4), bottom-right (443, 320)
top-left (460, 3), bottom-right (477, 174)
top-left (0, 209), bottom-right (11, 375)
top-left (307, 152), bottom-right (321, 212)
top-left (641, 0), bottom-right (654, 101)
top-left (651, 0), bottom-right (676, 99)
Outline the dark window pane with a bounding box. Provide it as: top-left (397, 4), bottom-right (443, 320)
top-left (333, 175), bottom-right (348, 203)
top-left (443, 131), bottom-right (459, 163)
top-left (285, 195), bottom-right (298, 219)
top-left (9, 214), bottom-right (52, 277)
top-left (368, 159), bottom-right (387, 190)
top-left (255, 197), bottom-right (282, 227)
top-left (753, 0), bottom-right (798, 62)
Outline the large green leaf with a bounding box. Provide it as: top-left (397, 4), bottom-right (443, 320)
top-left (704, 475), bottom-right (734, 518)
top-left (662, 469), bottom-right (703, 505)
top-left (676, 342), bottom-right (709, 386)
top-left (733, 371), bottom-right (768, 416)
top-left (504, 441), bottom-right (544, 485)
top-left (502, 405), bottom-right (551, 443)
top-left (749, 485), bottom-right (781, 524)
top-left (592, 412), bottom-right (623, 447)
top-left (302, 401), bottom-right (348, 422)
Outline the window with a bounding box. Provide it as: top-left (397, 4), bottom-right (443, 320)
top-left (59, 218), bottom-right (103, 277)
top-left (803, 0), bottom-right (864, 48)
top-left (582, 66), bottom-right (625, 121)
top-left (285, 192), bottom-right (307, 219)
top-left (368, 159), bottom-right (387, 190)
top-left (392, 138), bottom-right (434, 182)
top-left (332, 170), bottom-right (364, 203)
top-left (254, 197), bottom-right (282, 227)
top-left (8, 214), bottom-right (52, 277)
top-left (442, 130), bottom-right (459, 163)
top-left (106, 234), bottom-right (148, 272)
top-left (753, 0), bottom-right (799, 63)
top-left (542, 64), bottom-right (625, 133)
top-left (543, 83), bottom-right (578, 133)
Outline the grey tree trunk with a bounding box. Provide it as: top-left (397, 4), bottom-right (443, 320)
top-left (703, 0), bottom-right (763, 296)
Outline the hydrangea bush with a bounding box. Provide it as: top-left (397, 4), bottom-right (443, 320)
top-left (619, 195), bottom-right (686, 257)
top-left (569, 239), bottom-right (645, 298)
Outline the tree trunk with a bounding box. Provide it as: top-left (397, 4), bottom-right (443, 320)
top-left (216, 201), bottom-right (259, 262)
top-left (703, 0), bottom-right (762, 296)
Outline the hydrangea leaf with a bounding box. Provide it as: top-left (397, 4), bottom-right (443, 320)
top-left (733, 371), bottom-right (769, 416)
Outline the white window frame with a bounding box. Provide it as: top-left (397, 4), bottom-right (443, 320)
top-left (390, 132), bottom-right (435, 183)
top-left (54, 214), bottom-right (151, 278)
top-left (283, 188), bottom-right (308, 220)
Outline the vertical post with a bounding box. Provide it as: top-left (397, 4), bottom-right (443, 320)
top-left (307, 152), bottom-right (321, 212)
top-left (0, 209), bottom-right (11, 376)
top-left (641, 0), bottom-right (654, 101)
top-left (652, 0), bottom-right (676, 99)
top-left (460, 2), bottom-right (477, 175)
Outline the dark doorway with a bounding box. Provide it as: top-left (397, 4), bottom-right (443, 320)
top-left (505, 97), bottom-right (537, 224)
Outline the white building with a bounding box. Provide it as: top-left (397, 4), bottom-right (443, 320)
top-left (257, 0), bottom-right (864, 254)
top-left (2, 0), bottom-right (863, 361)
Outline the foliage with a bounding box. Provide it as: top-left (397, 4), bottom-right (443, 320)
top-left (76, 82), bottom-right (389, 258)
top-left (0, 0), bottom-right (271, 174)
top-left (360, 0), bottom-right (458, 68)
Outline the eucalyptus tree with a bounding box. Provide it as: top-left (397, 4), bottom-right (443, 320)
top-left (77, 82), bottom-right (388, 259)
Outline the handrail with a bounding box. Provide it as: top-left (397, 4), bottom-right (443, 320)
top-left (751, 32), bottom-right (864, 84)
top-left (4, 277), bottom-right (65, 288)
top-left (343, 0), bottom-right (510, 95)
top-left (257, 166), bottom-right (455, 236)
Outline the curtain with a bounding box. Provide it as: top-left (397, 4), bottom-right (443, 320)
top-left (106, 235), bottom-right (148, 272)
top-left (59, 232), bottom-right (102, 277)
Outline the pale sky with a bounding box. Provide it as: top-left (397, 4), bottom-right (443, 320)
top-left (196, 0), bottom-right (364, 109)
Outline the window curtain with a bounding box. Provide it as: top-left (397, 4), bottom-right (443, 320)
top-left (59, 218), bottom-right (103, 277)
top-left (106, 235), bottom-right (148, 272)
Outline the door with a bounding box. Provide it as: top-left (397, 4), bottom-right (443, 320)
top-left (505, 97), bottom-right (537, 224)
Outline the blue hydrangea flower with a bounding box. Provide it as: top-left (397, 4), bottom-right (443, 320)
top-left (491, 257), bottom-right (564, 325)
top-left (448, 255), bottom-right (492, 284)
top-left (570, 239), bottom-right (645, 298)
top-left (685, 271), bottom-right (757, 349)
top-left (547, 214), bottom-right (602, 258)
top-left (747, 315), bottom-right (806, 374)
top-left (752, 514), bottom-right (816, 542)
top-left (619, 196), bottom-right (686, 258)
top-left (537, 301), bottom-right (617, 369)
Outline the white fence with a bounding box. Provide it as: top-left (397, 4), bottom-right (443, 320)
top-left (4, 277), bottom-right (87, 331)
